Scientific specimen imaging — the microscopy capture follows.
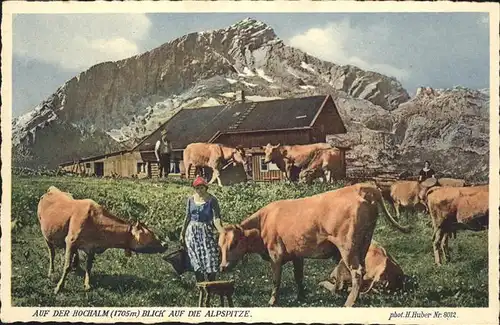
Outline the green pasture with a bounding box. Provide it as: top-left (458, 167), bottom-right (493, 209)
top-left (9, 175), bottom-right (488, 307)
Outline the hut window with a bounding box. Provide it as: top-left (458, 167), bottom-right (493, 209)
top-left (85, 163), bottom-right (91, 168)
top-left (260, 158), bottom-right (268, 172)
top-left (137, 162), bottom-right (146, 173)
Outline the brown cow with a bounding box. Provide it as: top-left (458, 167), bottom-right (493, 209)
top-left (218, 183), bottom-right (410, 307)
top-left (319, 240), bottom-right (405, 294)
top-left (298, 148), bottom-right (343, 184)
top-left (437, 178), bottom-right (468, 187)
top-left (38, 186), bottom-right (167, 294)
top-left (456, 190), bottom-right (489, 229)
top-left (380, 177), bottom-right (468, 218)
top-left (425, 185), bottom-right (488, 265)
top-left (263, 142), bottom-right (332, 181)
top-left (183, 143), bottom-right (246, 187)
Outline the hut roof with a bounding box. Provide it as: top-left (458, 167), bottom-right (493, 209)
top-left (134, 95), bottom-right (344, 151)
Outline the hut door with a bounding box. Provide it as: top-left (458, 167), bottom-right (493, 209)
top-left (94, 162), bottom-right (104, 177)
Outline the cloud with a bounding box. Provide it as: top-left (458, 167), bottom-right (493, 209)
top-left (477, 14), bottom-right (489, 26)
top-left (13, 14), bottom-right (151, 71)
top-left (288, 19), bottom-right (410, 81)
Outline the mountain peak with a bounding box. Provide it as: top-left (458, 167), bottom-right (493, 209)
top-left (232, 17), bottom-right (268, 28)
top-left (226, 17), bottom-right (278, 40)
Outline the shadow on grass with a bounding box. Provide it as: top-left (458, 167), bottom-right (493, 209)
top-left (92, 273), bottom-right (159, 293)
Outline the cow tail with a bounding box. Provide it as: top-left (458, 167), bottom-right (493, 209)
top-left (217, 144), bottom-right (227, 165)
top-left (361, 278), bottom-right (377, 294)
top-left (421, 185), bottom-right (438, 208)
top-left (379, 196), bottom-right (411, 233)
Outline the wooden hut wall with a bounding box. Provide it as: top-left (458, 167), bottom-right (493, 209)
top-left (61, 162), bottom-right (93, 176)
top-left (61, 152), bottom-right (143, 178)
top-left (331, 149), bottom-right (347, 179)
top-left (100, 151), bottom-right (141, 177)
top-left (313, 98), bottom-right (347, 135)
top-left (250, 153), bottom-right (284, 182)
top-left (61, 163), bottom-right (87, 175)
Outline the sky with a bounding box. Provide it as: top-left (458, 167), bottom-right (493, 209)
top-left (12, 12), bottom-right (490, 117)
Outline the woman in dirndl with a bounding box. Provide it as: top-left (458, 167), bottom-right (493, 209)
top-left (180, 176), bottom-right (224, 282)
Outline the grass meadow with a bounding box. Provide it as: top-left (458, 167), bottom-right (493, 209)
top-left (9, 174), bottom-right (488, 308)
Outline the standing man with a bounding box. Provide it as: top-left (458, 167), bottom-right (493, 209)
top-left (418, 160), bottom-right (436, 183)
top-left (155, 129), bottom-right (173, 179)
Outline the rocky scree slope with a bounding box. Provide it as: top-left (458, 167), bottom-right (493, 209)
top-left (12, 18), bottom-right (488, 181)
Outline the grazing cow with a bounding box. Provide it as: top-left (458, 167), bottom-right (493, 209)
top-left (319, 240), bottom-right (405, 294)
top-left (183, 143), bottom-right (247, 187)
top-left (425, 185), bottom-right (488, 265)
top-left (298, 148), bottom-right (343, 184)
top-left (38, 186), bottom-right (167, 294)
top-left (380, 177), bottom-right (468, 218)
top-left (218, 183), bottom-right (410, 307)
top-left (377, 179), bottom-right (435, 218)
top-left (263, 142), bottom-right (332, 181)
top-left (437, 178), bottom-right (468, 187)
top-left (456, 190), bottom-right (489, 229)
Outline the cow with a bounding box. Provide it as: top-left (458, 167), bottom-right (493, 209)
top-left (379, 177), bottom-right (468, 219)
top-left (183, 143), bottom-right (247, 187)
top-left (456, 189), bottom-right (489, 229)
top-left (38, 186), bottom-right (167, 294)
top-left (263, 142), bottom-right (332, 182)
top-left (298, 148), bottom-right (343, 184)
top-left (437, 178), bottom-right (468, 187)
top-left (218, 183), bottom-right (410, 307)
top-left (319, 240), bottom-right (405, 295)
top-left (425, 185), bottom-right (488, 265)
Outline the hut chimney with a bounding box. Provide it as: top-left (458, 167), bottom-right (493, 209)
top-left (236, 90), bottom-right (245, 103)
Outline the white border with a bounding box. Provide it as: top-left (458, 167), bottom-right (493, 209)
top-left (1, 1), bottom-right (499, 324)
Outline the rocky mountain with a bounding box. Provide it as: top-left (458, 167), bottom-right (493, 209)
top-left (12, 18), bottom-right (489, 181)
top-left (328, 86), bottom-right (489, 180)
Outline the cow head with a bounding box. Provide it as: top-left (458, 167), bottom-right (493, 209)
top-left (129, 221), bottom-right (168, 254)
top-left (376, 251), bottom-right (406, 292)
top-left (232, 146), bottom-right (247, 166)
top-left (263, 143), bottom-right (282, 164)
top-left (218, 224), bottom-right (258, 272)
